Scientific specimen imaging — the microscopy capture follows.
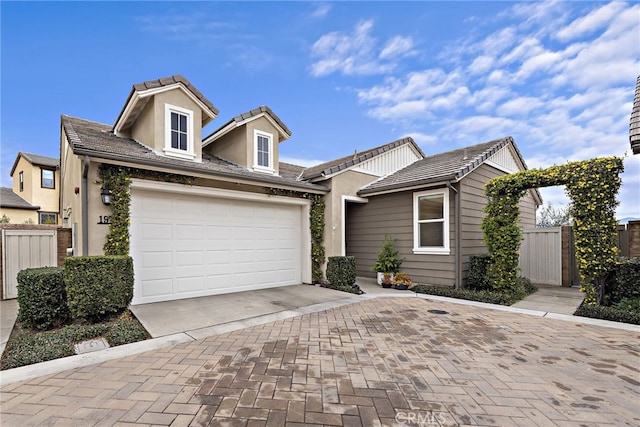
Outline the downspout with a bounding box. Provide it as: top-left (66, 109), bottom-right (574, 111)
top-left (447, 182), bottom-right (461, 289)
top-left (82, 156), bottom-right (90, 256)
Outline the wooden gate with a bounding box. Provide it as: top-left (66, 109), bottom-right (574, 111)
top-left (2, 229), bottom-right (57, 299)
top-left (519, 227), bottom-right (562, 286)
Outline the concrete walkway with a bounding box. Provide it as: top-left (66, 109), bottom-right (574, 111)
top-left (512, 284), bottom-right (584, 315)
top-left (0, 299), bottom-right (18, 357)
top-left (2, 296), bottom-right (639, 426)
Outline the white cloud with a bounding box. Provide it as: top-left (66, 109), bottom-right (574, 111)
top-left (309, 20), bottom-right (414, 77)
top-left (310, 3), bottom-right (331, 19)
top-left (279, 156), bottom-right (325, 167)
top-left (406, 132), bottom-right (438, 146)
top-left (379, 35), bottom-right (415, 60)
top-left (468, 55), bottom-right (494, 75)
top-left (556, 1), bottom-right (627, 41)
top-left (497, 97), bottom-right (544, 116)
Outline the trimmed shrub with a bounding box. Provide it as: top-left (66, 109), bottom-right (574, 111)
top-left (466, 254), bottom-right (491, 291)
top-left (574, 303), bottom-right (640, 325)
top-left (327, 256), bottom-right (357, 288)
top-left (105, 318), bottom-right (149, 346)
top-left (17, 267), bottom-right (70, 330)
top-left (616, 297), bottom-right (640, 312)
top-left (65, 256), bottom-right (134, 321)
top-left (605, 257), bottom-right (640, 305)
top-left (412, 282), bottom-right (535, 306)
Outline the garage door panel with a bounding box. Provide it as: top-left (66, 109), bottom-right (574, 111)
top-left (176, 276), bottom-right (204, 294)
top-left (176, 251), bottom-right (204, 266)
top-left (140, 278), bottom-right (173, 298)
top-left (131, 187), bottom-right (304, 304)
top-left (141, 251), bottom-right (172, 268)
top-left (142, 223), bottom-right (172, 240)
top-left (176, 224), bottom-right (205, 240)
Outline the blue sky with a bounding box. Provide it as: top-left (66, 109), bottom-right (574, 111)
top-left (1, 1), bottom-right (639, 219)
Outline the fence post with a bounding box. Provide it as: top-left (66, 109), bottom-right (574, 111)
top-left (629, 220), bottom-right (640, 258)
top-left (561, 226), bottom-right (573, 287)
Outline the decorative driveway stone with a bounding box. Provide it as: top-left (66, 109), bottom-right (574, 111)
top-left (1, 298), bottom-right (639, 426)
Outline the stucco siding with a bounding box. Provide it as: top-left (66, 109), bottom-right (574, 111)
top-left (60, 131), bottom-right (85, 254)
top-left (0, 208), bottom-right (38, 224)
top-left (345, 189), bottom-right (456, 286)
top-left (206, 127), bottom-right (248, 167)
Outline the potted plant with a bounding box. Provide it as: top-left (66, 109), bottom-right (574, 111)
top-left (371, 234), bottom-right (403, 285)
top-left (393, 272), bottom-right (412, 290)
top-left (381, 272), bottom-right (395, 288)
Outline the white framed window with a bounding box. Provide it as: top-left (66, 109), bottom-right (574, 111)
top-left (19, 171), bottom-right (24, 192)
top-left (164, 104), bottom-right (195, 160)
top-left (413, 188), bottom-right (450, 254)
top-left (253, 129), bottom-right (274, 173)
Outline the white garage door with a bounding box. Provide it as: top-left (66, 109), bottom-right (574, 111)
top-left (130, 184), bottom-right (306, 304)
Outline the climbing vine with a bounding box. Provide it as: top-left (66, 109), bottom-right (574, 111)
top-left (98, 165), bottom-right (193, 256)
top-left (482, 157), bottom-right (624, 305)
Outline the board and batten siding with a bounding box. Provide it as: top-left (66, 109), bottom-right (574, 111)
top-left (345, 188), bottom-right (456, 286)
top-left (459, 163), bottom-right (538, 283)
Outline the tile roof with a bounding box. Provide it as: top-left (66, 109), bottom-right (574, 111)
top-left (9, 152), bottom-right (59, 177)
top-left (299, 137), bottom-right (425, 180)
top-left (61, 115), bottom-right (327, 193)
top-left (203, 105), bottom-right (292, 144)
top-left (0, 187), bottom-right (40, 210)
top-left (114, 75), bottom-right (219, 132)
top-left (359, 137), bottom-right (518, 195)
top-left (630, 75), bottom-right (640, 155)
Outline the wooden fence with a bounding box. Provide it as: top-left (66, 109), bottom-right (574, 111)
top-left (519, 221), bottom-right (640, 287)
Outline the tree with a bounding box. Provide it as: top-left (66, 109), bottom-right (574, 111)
top-left (536, 202), bottom-right (572, 227)
top-left (0, 214), bottom-right (10, 224)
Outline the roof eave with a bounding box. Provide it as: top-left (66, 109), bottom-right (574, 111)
top-left (358, 176), bottom-right (456, 197)
top-left (70, 146), bottom-right (328, 195)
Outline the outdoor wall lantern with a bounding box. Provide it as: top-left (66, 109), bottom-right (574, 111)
top-left (101, 187), bottom-right (112, 206)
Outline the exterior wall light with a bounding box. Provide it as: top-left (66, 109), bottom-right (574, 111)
top-left (101, 187), bottom-right (112, 206)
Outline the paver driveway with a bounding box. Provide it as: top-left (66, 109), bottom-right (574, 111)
top-left (1, 297), bottom-right (639, 426)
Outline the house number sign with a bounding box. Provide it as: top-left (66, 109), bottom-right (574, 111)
top-left (97, 215), bottom-right (112, 225)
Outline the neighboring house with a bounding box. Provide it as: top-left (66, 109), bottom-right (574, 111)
top-left (59, 74), bottom-right (538, 305)
top-left (6, 152), bottom-right (60, 224)
top-left (630, 75), bottom-right (640, 155)
top-left (0, 187), bottom-right (40, 223)
top-left (344, 137), bottom-right (541, 287)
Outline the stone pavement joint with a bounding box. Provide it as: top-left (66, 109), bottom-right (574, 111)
top-left (1, 297), bottom-right (639, 426)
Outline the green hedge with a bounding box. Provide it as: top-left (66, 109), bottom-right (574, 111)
top-left (605, 257), bottom-right (640, 305)
top-left (574, 303), bottom-right (640, 325)
top-left (466, 254), bottom-right (491, 291)
top-left (327, 256), bottom-right (356, 288)
top-left (413, 279), bottom-right (536, 306)
top-left (17, 267), bottom-right (70, 330)
top-left (65, 256), bottom-right (134, 321)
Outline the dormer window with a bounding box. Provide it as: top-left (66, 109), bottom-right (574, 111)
top-left (164, 104), bottom-right (195, 160)
top-left (253, 130), bottom-right (274, 173)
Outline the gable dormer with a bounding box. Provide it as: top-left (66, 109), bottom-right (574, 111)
top-left (112, 75), bottom-right (219, 162)
top-left (202, 106), bottom-right (291, 175)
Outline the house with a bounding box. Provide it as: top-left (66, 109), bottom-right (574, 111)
top-left (0, 187), bottom-right (40, 223)
top-left (59, 74), bottom-right (538, 305)
top-left (60, 75), bottom-right (327, 304)
top-left (2, 153), bottom-right (60, 224)
top-left (630, 75), bottom-right (640, 155)
top-left (344, 138), bottom-right (541, 287)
